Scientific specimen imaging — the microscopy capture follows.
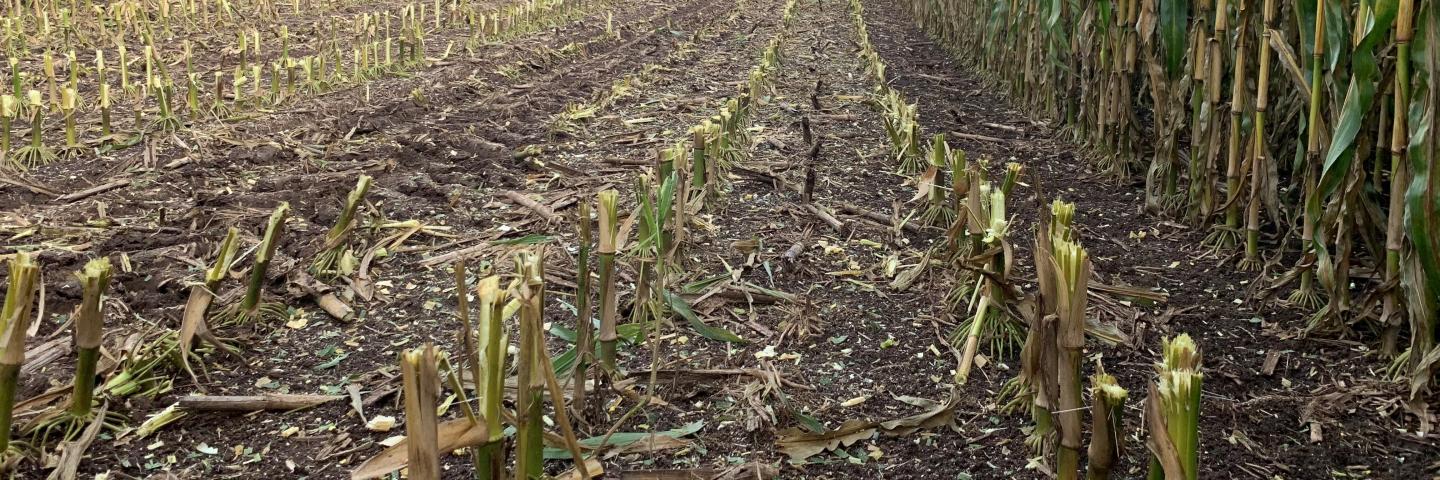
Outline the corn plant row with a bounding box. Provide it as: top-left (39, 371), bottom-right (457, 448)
top-left (849, 0), bottom-right (926, 177)
top-left (0, 0), bottom-right (596, 172)
top-left (907, 0), bottom-right (1440, 394)
top-left (2, 0), bottom-right (571, 57)
top-left (848, 0), bottom-right (1025, 383)
top-left (549, 0), bottom-right (756, 134)
top-left (653, 0), bottom-right (798, 204)
top-left (3, 0), bottom-right (369, 54)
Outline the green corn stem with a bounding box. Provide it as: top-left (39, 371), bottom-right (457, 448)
top-left (1052, 238), bottom-right (1089, 480)
top-left (1222, 1), bottom-right (1249, 236)
top-left (1148, 334), bottom-right (1203, 480)
top-left (1242, 0), bottom-right (1277, 271)
top-left (475, 277), bottom-right (506, 445)
top-left (1001, 162), bottom-right (1022, 197)
top-left (207, 228), bottom-right (240, 290)
top-left (70, 258), bottom-right (112, 418)
top-left (0, 94), bottom-right (12, 153)
top-left (313, 176), bottom-right (372, 276)
top-left (0, 252), bottom-right (40, 453)
top-left (9, 58), bottom-right (20, 98)
top-left (99, 84), bottom-right (111, 138)
top-left (1381, 0), bottom-right (1414, 354)
top-left (29, 103), bottom-right (43, 149)
top-left (62, 106), bottom-right (77, 149)
top-left (956, 282), bottom-right (991, 385)
top-left (242, 203), bottom-right (289, 313)
top-left (1297, 0), bottom-right (1327, 289)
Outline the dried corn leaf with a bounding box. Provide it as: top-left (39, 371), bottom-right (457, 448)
top-left (349, 418), bottom-right (487, 480)
top-left (775, 419), bottom-right (876, 461)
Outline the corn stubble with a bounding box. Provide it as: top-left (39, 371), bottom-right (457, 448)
top-left (0, 253), bottom-right (39, 467)
top-left (29, 258), bottom-right (127, 445)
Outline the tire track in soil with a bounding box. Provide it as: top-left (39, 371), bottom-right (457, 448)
top-left (859, 0), bottom-right (1439, 478)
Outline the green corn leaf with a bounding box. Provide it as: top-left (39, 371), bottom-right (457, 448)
top-left (542, 421), bottom-right (704, 459)
top-left (664, 291), bottom-right (745, 343)
top-left (551, 346), bottom-right (576, 377)
top-left (1319, 0), bottom-right (1399, 198)
top-left (493, 234), bottom-right (554, 245)
top-left (1406, 3), bottom-right (1440, 305)
top-left (1159, 0), bottom-right (1189, 77)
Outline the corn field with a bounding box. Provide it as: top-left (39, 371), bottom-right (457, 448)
top-left (906, 0), bottom-right (1440, 392)
top-left (0, 0), bottom-right (1435, 477)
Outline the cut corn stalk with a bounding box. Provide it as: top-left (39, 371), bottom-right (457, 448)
top-left (1086, 368), bottom-right (1128, 480)
top-left (218, 203), bottom-right (290, 325)
top-left (11, 90), bottom-right (55, 170)
top-left (1146, 334), bottom-right (1202, 480)
top-left (400, 345), bottom-right (440, 480)
top-left (474, 276), bottom-right (508, 480)
top-left (0, 252), bottom-right (40, 460)
top-left (312, 175), bottom-right (373, 279)
top-left (596, 190), bottom-right (621, 376)
top-left (29, 258), bottom-right (125, 445)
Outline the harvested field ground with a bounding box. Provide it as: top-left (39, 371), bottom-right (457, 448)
top-left (1, 0), bottom-right (1436, 478)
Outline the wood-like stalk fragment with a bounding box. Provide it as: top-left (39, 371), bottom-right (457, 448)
top-left (1086, 370), bottom-right (1128, 480)
top-left (400, 345), bottom-right (440, 480)
top-left (573, 201), bottom-right (594, 421)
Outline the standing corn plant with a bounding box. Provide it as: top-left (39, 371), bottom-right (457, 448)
top-left (906, 0), bottom-right (1440, 392)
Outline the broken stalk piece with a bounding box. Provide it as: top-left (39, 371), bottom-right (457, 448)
top-left (400, 345), bottom-right (441, 480)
